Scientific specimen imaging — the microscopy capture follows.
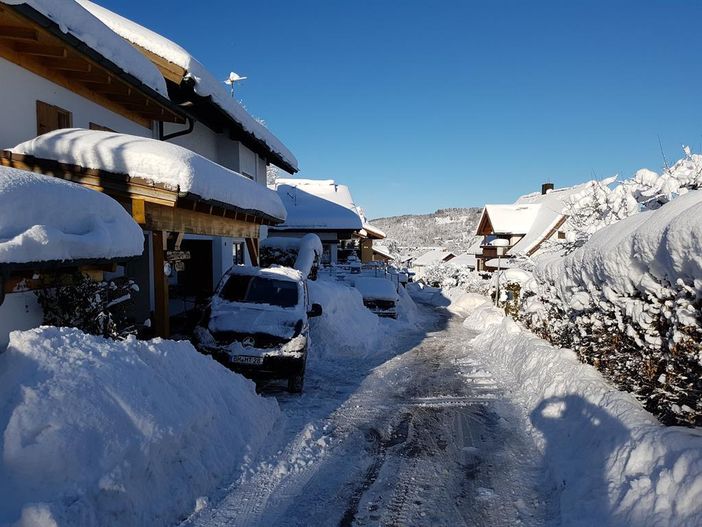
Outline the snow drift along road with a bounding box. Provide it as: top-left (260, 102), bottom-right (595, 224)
top-left (0, 327), bottom-right (279, 527)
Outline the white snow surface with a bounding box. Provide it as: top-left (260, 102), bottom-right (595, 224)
top-left (479, 204), bottom-right (540, 234)
top-left (412, 247), bottom-right (455, 267)
top-left (351, 277), bottom-right (399, 302)
top-left (4, 0), bottom-right (168, 97)
top-left (537, 189), bottom-right (702, 305)
top-left (0, 327), bottom-right (279, 527)
top-left (11, 129), bottom-right (287, 221)
top-left (76, 0), bottom-right (297, 171)
top-left (0, 166), bottom-right (143, 264)
top-left (273, 179), bottom-right (363, 231)
top-left (445, 292), bottom-right (491, 317)
top-left (466, 304), bottom-right (702, 527)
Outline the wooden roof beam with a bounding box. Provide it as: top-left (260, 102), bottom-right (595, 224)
top-left (14, 41), bottom-right (66, 57)
top-left (41, 56), bottom-right (90, 72)
top-left (0, 25), bottom-right (37, 41)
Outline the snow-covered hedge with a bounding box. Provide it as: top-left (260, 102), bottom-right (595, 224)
top-left (0, 328), bottom-right (279, 526)
top-left (468, 308), bottom-right (702, 527)
top-left (420, 263), bottom-right (490, 295)
top-left (520, 191), bottom-right (702, 426)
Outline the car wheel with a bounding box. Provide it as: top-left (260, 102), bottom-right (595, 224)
top-left (287, 346), bottom-right (307, 394)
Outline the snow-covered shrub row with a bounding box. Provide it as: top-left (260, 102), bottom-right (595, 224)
top-left (420, 263), bottom-right (490, 295)
top-left (467, 307), bottom-right (702, 527)
top-left (0, 327), bottom-right (279, 527)
top-left (520, 191), bottom-right (702, 426)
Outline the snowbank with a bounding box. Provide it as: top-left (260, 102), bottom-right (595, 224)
top-left (0, 166), bottom-right (143, 264)
top-left (446, 292), bottom-right (491, 317)
top-left (0, 328), bottom-right (279, 526)
top-left (462, 303), bottom-right (503, 331)
top-left (6, 0), bottom-right (168, 97)
top-left (11, 129), bottom-right (287, 221)
top-left (524, 190), bottom-right (702, 425)
top-left (76, 0), bottom-right (297, 171)
top-left (468, 307), bottom-right (702, 527)
top-left (308, 279), bottom-right (381, 359)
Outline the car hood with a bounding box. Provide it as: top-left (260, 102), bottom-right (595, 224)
top-left (208, 302), bottom-right (303, 340)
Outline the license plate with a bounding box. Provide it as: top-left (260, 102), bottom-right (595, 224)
top-left (232, 355), bottom-right (264, 366)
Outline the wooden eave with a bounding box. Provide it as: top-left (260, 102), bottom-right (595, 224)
top-left (476, 209), bottom-right (494, 236)
top-left (0, 4), bottom-right (185, 128)
top-left (1, 151), bottom-right (285, 232)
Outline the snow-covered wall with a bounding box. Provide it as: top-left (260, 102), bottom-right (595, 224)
top-left (0, 58), bottom-right (153, 150)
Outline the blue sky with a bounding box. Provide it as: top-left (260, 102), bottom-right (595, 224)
top-left (100, 0), bottom-right (702, 218)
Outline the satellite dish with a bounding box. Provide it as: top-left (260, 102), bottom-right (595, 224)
top-left (224, 72), bottom-right (247, 97)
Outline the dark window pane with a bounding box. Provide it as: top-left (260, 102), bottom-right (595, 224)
top-left (220, 275), bottom-right (299, 308)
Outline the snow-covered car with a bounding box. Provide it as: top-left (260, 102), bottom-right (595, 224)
top-left (352, 277), bottom-right (400, 319)
top-left (194, 266), bottom-right (323, 392)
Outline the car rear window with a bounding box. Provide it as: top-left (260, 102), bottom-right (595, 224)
top-left (219, 275), bottom-right (299, 308)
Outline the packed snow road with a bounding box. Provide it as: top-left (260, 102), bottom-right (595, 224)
top-left (183, 306), bottom-right (557, 527)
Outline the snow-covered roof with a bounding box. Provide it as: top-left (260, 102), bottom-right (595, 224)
top-left (77, 0), bottom-right (297, 173)
top-left (10, 129), bottom-right (287, 222)
top-left (372, 244), bottom-right (394, 260)
top-left (0, 165), bottom-right (144, 264)
top-left (361, 223), bottom-right (386, 239)
top-left (5, 0), bottom-right (168, 97)
top-left (510, 181), bottom-right (596, 255)
top-left (447, 251), bottom-right (477, 268)
top-left (412, 248), bottom-right (456, 267)
top-left (480, 204), bottom-right (541, 235)
top-left (273, 179), bottom-right (363, 231)
top-left (484, 258), bottom-right (517, 268)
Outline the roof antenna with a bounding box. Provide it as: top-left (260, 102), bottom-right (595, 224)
top-left (657, 134), bottom-right (670, 172)
top-left (224, 72), bottom-right (247, 98)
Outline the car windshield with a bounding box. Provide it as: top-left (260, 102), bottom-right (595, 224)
top-left (219, 275), bottom-right (300, 308)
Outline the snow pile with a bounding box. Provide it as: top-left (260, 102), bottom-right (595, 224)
top-left (76, 0), bottom-right (297, 171)
top-left (273, 179), bottom-right (363, 230)
top-left (462, 304), bottom-right (504, 331)
top-left (260, 234), bottom-right (322, 277)
top-left (11, 129), bottom-right (287, 221)
top-left (5, 0), bottom-right (168, 97)
top-left (308, 279), bottom-right (382, 358)
top-left (0, 166), bottom-right (143, 263)
top-left (468, 310), bottom-right (702, 527)
top-left (521, 190), bottom-right (702, 425)
top-left (446, 292), bottom-right (491, 317)
top-left (0, 327), bottom-right (279, 527)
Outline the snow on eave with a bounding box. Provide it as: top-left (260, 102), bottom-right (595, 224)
top-left (480, 204), bottom-right (541, 235)
top-left (10, 129), bottom-right (287, 223)
top-left (0, 165), bottom-right (144, 264)
top-left (4, 0), bottom-right (169, 99)
top-left (77, 0), bottom-right (298, 173)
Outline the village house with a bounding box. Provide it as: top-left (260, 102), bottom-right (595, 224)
top-left (270, 178), bottom-right (384, 265)
top-left (410, 247), bottom-right (456, 273)
top-left (0, 0), bottom-right (296, 336)
top-left (475, 181), bottom-right (594, 271)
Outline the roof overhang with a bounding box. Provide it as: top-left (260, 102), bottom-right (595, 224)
top-left (2, 150), bottom-right (284, 228)
top-left (0, 3), bottom-right (185, 128)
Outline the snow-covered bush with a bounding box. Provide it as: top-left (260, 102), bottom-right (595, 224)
top-left (0, 327), bottom-right (279, 526)
top-left (34, 274), bottom-right (137, 338)
top-left (421, 263), bottom-right (490, 295)
top-left (519, 191), bottom-right (702, 426)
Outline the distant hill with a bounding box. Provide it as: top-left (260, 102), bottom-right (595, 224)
top-left (371, 207), bottom-right (483, 259)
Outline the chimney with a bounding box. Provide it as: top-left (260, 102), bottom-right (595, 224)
top-left (541, 182), bottom-right (554, 195)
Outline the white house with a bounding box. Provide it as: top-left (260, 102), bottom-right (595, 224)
top-left (0, 0), bottom-right (296, 336)
top-left (270, 179), bottom-right (369, 265)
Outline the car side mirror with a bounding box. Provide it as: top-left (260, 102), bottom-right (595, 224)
top-left (308, 303), bottom-right (323, 318)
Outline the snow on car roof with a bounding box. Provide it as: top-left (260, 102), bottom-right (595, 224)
top-left (11, 129), bottom-right (287, 222)
top-left (352, 277), bottom-right (399, 302)
top-left (77, 0), bottom-right (297, 172)
top-left (273, 179), bottom-right (364, 231)
top-left (5, 0), bottom-right (168, 97)
top-left (224, 265), bottom-right (304, 283)
top-left (0, 165), bottom-right (144, 264)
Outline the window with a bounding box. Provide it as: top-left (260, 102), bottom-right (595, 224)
top-left (219, 275), bottom-right (299, 308)
top-left (89, 123), bottom-right (115, 132)
top-left (557, 231), bottom-right (566, 240)
top-left (36, 100), bottom-right (72, 135)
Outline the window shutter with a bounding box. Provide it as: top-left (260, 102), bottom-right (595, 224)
top-left (36, 100), bottom-right (73, 135)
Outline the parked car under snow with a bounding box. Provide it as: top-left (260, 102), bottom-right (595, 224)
top-left (194, 266), bottom-right (322, 392)
top-left (353, 277), bottom-right (399, 319)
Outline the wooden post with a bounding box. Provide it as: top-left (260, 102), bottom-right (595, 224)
top-left (245, 237), bottom-right (259, 267)
top-left (152, 230), bottom-right (170, 337)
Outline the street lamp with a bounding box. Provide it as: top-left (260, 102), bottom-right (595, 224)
top-left (490, 238), bottom-right (509, 306)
